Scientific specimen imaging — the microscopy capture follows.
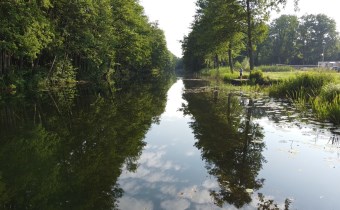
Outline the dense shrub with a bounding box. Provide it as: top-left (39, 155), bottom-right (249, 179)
top-left (249, 69), bottom-right (269, 85)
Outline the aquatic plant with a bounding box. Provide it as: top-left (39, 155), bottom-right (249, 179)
top-left (319, 83), bottom-right (340, 102)
top-left (287, 89), bottom-right (310, 111)
top-left (268, 72), bottom-right (340, 123)
top-left (312, 94), bottom-right (340, 124)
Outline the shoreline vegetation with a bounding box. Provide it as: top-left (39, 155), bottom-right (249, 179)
top-left (181, 0), bottom-right (340, 126)
top-left (197, 65), bottom-right (340, 124)
top-left (0, 1), bottom-right (179, 93)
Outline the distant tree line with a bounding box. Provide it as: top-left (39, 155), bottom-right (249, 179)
top-left (258, 14), bottom-right (340, 65)
top-left (0, 0), bottom-right (177, 85)
top-left (182, 0), bottom-right (340, 72)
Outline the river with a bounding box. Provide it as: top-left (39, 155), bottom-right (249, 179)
top-left (0, 77), bottom-right (339, 209)
top-left (118, 78), bottom-right (340, 210)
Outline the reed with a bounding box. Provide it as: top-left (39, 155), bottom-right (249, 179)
top-left (311, 84), bottom-right (340, 124)
top-left (269, 72), bottom-right (334, 98)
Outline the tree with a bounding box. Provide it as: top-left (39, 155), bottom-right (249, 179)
top-left (0, 73), bottom-right (173, 209)
top-left (181, 81), bottom-right (266, 208)
top-left (182, 0), bottom-right (246, 72)
top-left (0, 0), bottom-right (175, 84)
top-left (299, 14), bottom-right (340, 64)
top-left (257, 13), bottom-right (340, 65)
top-left (238, 0), bottom-right (299, 70)
top-left (269, 15), bottom-right (299, 64)
top-left (182, 0), bottom-right (300, 72)
top-left (0, 1), bottom-right (53, 73)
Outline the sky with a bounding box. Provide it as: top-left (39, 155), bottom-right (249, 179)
top-left (140, 0), bottom-right (340, 57)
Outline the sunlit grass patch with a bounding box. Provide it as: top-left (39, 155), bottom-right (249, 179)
top-left (256, 65), bottom-right (294, 72)
top-left (269, 71), bottom-right (334, 98)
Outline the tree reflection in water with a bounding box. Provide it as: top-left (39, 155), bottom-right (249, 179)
top-left (0, 76), bottom-right (172, 209)
top-left (182, 80), bottom-right (266, 209)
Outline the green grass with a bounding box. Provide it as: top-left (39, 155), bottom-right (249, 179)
top-left (256, 65), bottom-right (294, 72)
top-left (202, 67), bottom-right (246, 78)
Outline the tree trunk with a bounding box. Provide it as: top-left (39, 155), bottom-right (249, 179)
top-left (246, 0), bottom-right (254, 71)
top-left (0, 49), bottom-right (3, 75)
top-left (228, 43), bottom-right (234, 73)
top-left (214, 54), bottom-right (219, 69)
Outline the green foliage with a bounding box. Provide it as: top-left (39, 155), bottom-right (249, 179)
top-left (269, 71), bottom-right (340, 124)
top-left (241, 57), bottom-right (250, 70)
top-left (310, 83), bottom-right (340, 124)
top-left (319, 83), bottom-right (340, 102)
top-left (0, 0), bottom-right (175, 86)
top-left (312, 94), bottom-right (340, 124)
top-left (182, 0), bottom-right (292, 72)
top-left (257, 14), bottom-right (340, 65)
top-left (249, 69), bottom-right (269, 85)
top-left (182, 0), bottom-right (246, 72)
top-left (181, 82), bottom-right (266, 208)
top-left (0, 1), bottom-right (54, 59)
top-left (50, 57), bottom-right (76, 84)
top-left (0, 75), bottom-right (173, 208)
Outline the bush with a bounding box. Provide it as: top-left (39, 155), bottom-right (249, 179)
top-left (51, 58), bottom-right (76, 83)
top-left (249, 69), bottom-right (269, 85)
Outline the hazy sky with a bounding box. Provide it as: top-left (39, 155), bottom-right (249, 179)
top-left (140, 0), bottom-right (340, 57)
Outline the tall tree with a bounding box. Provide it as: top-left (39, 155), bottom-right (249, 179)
top-left (238, 0), bottom-right (299, 70)
top-left (299, 14), bottom-right (340, 64)
top-left (0, 0), bottom-right (175, 84)
top-left (265, 15), bottom-right (300, 64)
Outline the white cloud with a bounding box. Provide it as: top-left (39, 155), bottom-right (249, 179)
top-left (118, 196), bottom-right (154, 210)
top-left (180, 185), bottom-right (213, 204)
top-left (186, 150), bottom-right (196, 156)
top-left (160, 185), bottom-right (178, 196)
top-left (139, 150), bottom-right (182, 171)
top-left (161, 199), bottom-right (191, 210)
top-left (202, 179), bottom-right (219, 189)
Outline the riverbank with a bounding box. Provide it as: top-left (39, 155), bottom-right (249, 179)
top-left (197, 66), bottom-right (340, 124)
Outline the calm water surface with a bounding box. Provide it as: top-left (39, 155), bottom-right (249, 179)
top-left (0, 78), bottom-right (339, 209)
top-left (118, 78), bottom-right (340, 210)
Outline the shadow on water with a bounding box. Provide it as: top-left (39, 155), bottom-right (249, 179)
top-left (0, 76), bottom-right (173, 209)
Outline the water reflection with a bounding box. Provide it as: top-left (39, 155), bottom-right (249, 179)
top-left (0, 77), bottom-right (172, 209)
top-left (182, 80), bottom-right (266, 209)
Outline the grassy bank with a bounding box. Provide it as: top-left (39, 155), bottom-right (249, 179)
top-left (199, 66), bottom-right (340, 124)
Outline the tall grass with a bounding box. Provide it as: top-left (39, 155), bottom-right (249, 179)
top-left (269, 72), bottom-right (334, 99)
top-left (256, 65), bottom-right (294, 72)
top-left (269, 72), bottom-right (340, 124)
top-left (201, 67), bottom-right (241, 82)
top-left (311, 83), bottom-right (340, 124)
